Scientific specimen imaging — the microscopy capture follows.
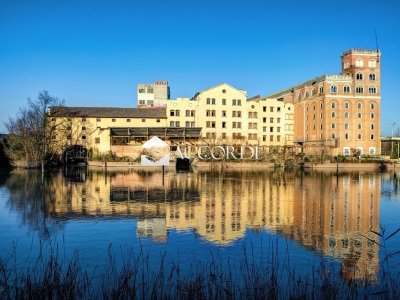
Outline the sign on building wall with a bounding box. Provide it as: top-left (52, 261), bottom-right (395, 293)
top-left (141, 136), bottom-right (170, 166)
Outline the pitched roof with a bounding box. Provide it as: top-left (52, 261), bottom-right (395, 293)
top-left (49, 106), bottom-right (167, 119)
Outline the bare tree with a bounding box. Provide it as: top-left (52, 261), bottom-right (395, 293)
top-left (5, 91), bottom-right (64, 170)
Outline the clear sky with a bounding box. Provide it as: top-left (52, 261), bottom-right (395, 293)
top-left (1, 0), bottom-right (399, 135)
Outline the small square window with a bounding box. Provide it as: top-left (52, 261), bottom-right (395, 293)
top-left (127, 119), bottom-right (131, 122)
top-left (142, 119), bottom-right (146, 122)
top-left (112, 119), bottom-right (116, 122)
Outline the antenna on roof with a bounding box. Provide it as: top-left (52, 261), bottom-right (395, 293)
top-left (375, 29), bottom-right (380, 62)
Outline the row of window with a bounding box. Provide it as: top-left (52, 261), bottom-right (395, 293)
top-left (330, 84), bottom-right (377, 94)
top-left (355, 73), bottom-right (376, 81)
top-left (331, 133), bottom-right (375, 140)
top-left (331, 123), bottom-right (375, 130)
top-left (170, 121), bottom-right (196, 127)
top-left (329, 112), bottom-right (375, 119)
top-left (344, 58), bottom-right (377, 69)
top-left (330, 102), bottom-right (375, 109)
top-left (203, 133), bottom-right (288, 142)
top-left (206, 98), bottom-right (242, 106)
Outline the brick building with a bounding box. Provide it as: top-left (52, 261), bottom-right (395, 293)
top-left (268, 49), bottom-right (381, 156)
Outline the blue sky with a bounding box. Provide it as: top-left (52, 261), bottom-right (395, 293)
top-left (0, 0), bottom-right (399, 135)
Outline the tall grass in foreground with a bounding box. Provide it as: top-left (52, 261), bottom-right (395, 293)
top-left (1, 229), bottom-right (399, 300)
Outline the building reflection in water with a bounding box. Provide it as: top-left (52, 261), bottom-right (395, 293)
top-left (45, 168), bottom-right (380, 280)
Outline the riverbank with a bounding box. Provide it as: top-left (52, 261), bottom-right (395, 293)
top-left (87, 160), bottom-right (399, 172)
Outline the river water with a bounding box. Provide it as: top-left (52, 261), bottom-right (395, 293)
top-left (0, 167), bottom-right (400, 290)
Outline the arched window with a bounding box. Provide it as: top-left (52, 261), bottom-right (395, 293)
top-left (369, 59), bottom-right (376, 68)
top-left (358, 133), bottom-right (362, 140)
top-left (358, 124), bottom-right (362, 129)
top-left (305, 91), bottom-right (309, 98)
top-left (358, 112), bottom-right (362, 118)
top-left (344, 85), bottom-right (350, 93)
top-left (345, 123), bottom-right (349, 129)
top-left (344, 102), bottom-right (349, 109)
top-left (345, 133), bottom-right (349, 140)
top-left (332, 112), bottom-right (336, 118)
top-left (371, 124), bottom-right (374, 129)
top-left (331, 133), bottom-right (336, 139)
top-left (313, 104), bottom-right (316, 111)
top-left (320, 101), bottom-right (323, 109)
top-left (369, 73), bottom-right (376, 81)
top-left (370, 102), bottom-right (375, 109)
top-left (319, 86), bottom-right (324, 94)
top-left (345, 112), bottom-right (349, 118)
top-left (356, 85), bottom-right (364, 93)
top-left (357, 102), bottom-right (362, 109)
top-left (331, 102), bottom-right (336, 109)
top-left (356, 58), bottom-right (364, 67)
top-left (368, 86), bottom-right (377, 94)
top-left (371, 113), bottom-right (374, 119)
top-left (356, 72), bottom-right (363, 80)
top-left (331, 123), bottom-right (335, 129)
top-left (330, 85), bottom-right (337, 94)
top-left (344, 61), bottom-right (350, 69)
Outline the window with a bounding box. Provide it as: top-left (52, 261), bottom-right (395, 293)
top-left (170, 121), bottom-right (174, 127)
top-left (319, 86), bottom-right (324, 94)
top-left (222, 122), bottom-right (226, 128)
top-left (358, 124), bottom-right (362, 129)
top-left (212, 98), bottom-right (216, 105)
top-left (206, 110), bottom-right (210, 117)
top-left (191, 110), bottom-right (195, 117)
top-left (344, 102), bottom-right (349, 109)
top-left (263, 117), bottom-right (266, 123)
top-left (332, 112), bottom-right (336, 118)
top-left (277, 135), bottom-right (281, 142)
top-left (263, 126), bottom-right (267, 132)
top-left (345, 112), bottom-right (349, 118)
top-left (356, 72), bottom-right (363, 80)
top-left (238, 111), bottom-right (242, 117)
top-left (206, 121), bottom-right (211, 128)
top-left (358, 133), bottom-right (362, 140)
top-left (191, 122), bottom-right (195, 127)
top-left (96, 118), bottom-right (101, 122)
top-left (277, 118), bottom-right (281, 123)
top-left (232, 111), bottom-right (236, 117)
top-left (270, 107), bottom-right (274, 112)
top-left (157, 119), bottom-right (160, 123)
top-left (142, 119), bottom-right (145, 123)
top-left (371, 113), bottom-right (374, 119)
top-left (270, 135), bottom-right (274, 142)
top-left (345, 123), bottom-right (349, 129)
top-left (237, 122), bottom-right (242, 128)
top-left (185, 121), bottom-right (190, 127)
top-left (331, 123), bottom-right (336, 129)
top-left (232, 99), bottom-right (237, 106)
top-left (331, 102), bottom-right (336, 109)
top-left (95, 137), bottom-right (100, 144)
top-left (222, 111), bottom-right (226, 117)
top-left (344, 61), bottom-right (350, 69)
top-left (357, 103), bottom-right (362, 109)
top-left (358, 113), bottom-right (362, 118)
top-left (371, 124), bottom-right (374, 130)
top-left (211, 121), bottom-right (215, 128)
top-left (112, 118), bottom-right (116, 122)
top-left (356, 86), bottom-right (364, 93)
top-left (331, 133), bottom-right (336, 139)
top-left (211, 110), bottom-right (216, 117)
top-left (344, 85), bottom-right (351, 93)
top-left (370, 134), bottom-right (374, 140)
top-left (270, 117), bottom-right (274, 123)
top-left (345, 133), bottom-right (349, 140)
top-left (170, 111), bottom-right (175, 116)
top-left (237, 99), bottom-right (241, 106)
top-left (222, 99), bottom-right (226, 105)
top-left (368, 86), bottom-right (377, 94)
top-left (270, 127), bottom-right (274, 132)
top-left (356, 58), bottom-right (364, 67)
top-left (206, 98), bottom-right (211, 104)
top-left (277, 127), bottom-right (281, 132)
top-left (147, 87), bottom-right (153, 93)
top-left (370, 103), bottom-right (375, 109)
top-left (221, 133), bottom-right (226, 139)
top-left (369, 59), bottom-right (376, 68)
top-left (369, 73), bottom-right (376, 81)
top-left (263, 106), bottom-right (266, 112)
top-left (127, 119), bottom-right (131, 122)
top-left (82, 135), bottom-right (86, 140)
top-left (82, 126), bottom-right (86, 131)
top-left (186, 110), bottom-right (190, 117)
top-left (263, 136), bottom-right (266, 141)
top-left (330, 85), bottom-right (337, 94)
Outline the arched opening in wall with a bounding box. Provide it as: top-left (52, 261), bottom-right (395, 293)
top-left (62, 145), bottom-right (88, 165)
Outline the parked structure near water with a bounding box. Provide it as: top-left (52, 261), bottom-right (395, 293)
top-left (268, 49), bottom-right (381, 156)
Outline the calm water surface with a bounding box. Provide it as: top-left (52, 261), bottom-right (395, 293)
top-left (1, 167), bottom-right (400, 282)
